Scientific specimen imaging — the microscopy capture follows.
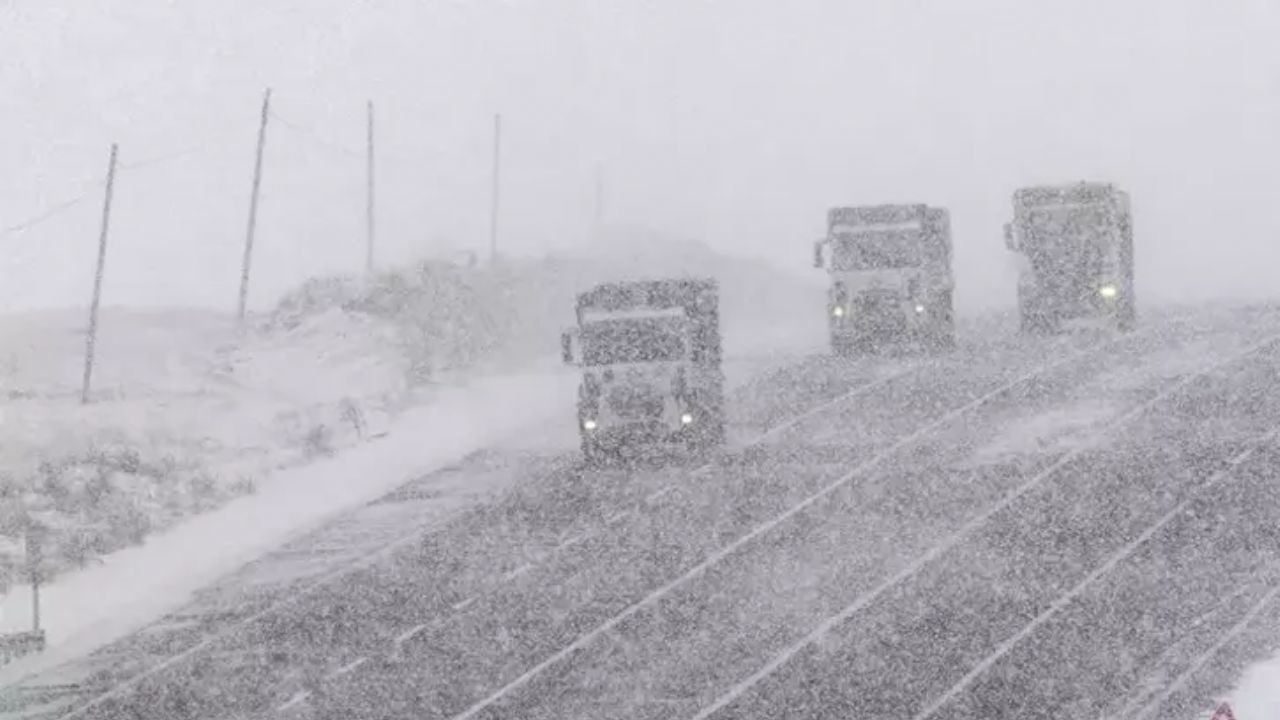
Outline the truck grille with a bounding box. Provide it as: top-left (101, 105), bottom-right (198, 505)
top-left (855, 291), bottom-right (902, 315)
top-left (607, 385), bottom-right (664, 419)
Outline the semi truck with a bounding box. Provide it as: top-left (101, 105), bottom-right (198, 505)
top-left (561, 278), bottom-right (726, 462)
top-left (813, 203), bottom-right (956, 355)
top-left (1003, 182), bottom-right (1135, 333)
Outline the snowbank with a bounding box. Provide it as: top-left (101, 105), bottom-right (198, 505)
top-left (0, 233), bottom-right (825, 674)
top-left (0, 368), bottom-right (578, 682)
top-left (0, 306), bottom-right (409, 591)
top-left (0, 233), bottom-right (822, 590)
top-left (1230, 657), bottom-right (1280, 718)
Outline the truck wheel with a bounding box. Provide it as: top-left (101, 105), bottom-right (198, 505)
top-left (832, 336), bottom-right (857, 358)
top-left (934, 326), bottom-right (957, 352)
top-left (581, 436), bottom-right (606, 466)
top-left (1020, 311), bottom-right (1050, 335)
top-left (686, 415), bottom-right (724, 452)
top-left (705, 417), bottom-right (727, 447)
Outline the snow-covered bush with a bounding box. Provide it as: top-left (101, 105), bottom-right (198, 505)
top-left (268, 256), bottom-right (578, 385)
top-left (0, 445), bottom-right (239, 585)
top-left (0, 231), bottom-right (820, 588)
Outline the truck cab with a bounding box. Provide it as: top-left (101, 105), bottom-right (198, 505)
top-left (1005, 182), bottom-right (1135, 333)
top-left (561, 278), bottom-right (725, 463)
top-left (814, 204), bottom-right (956, 355)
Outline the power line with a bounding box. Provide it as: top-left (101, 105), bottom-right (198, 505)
top-left (4, 136), bottom-right (233, 239)
top-left (4, 106), bottom-right (358, 243)
top-left (117, 142), bottom-right (215, 172)
top-left (2, 185), bottom-right (101, 236)
top-left (269, 110), bottom-right (362, 159)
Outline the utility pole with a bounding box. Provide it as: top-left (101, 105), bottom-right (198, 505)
top-left (81, 143), bottom-right (118, 405)
top-left (25, 522), bottom-right (44, 635)
top-left (489, 113), bottom-right (502, 261)
top-left (593, 164), bottom-right (605, 243)
top-left (237, 88), bottom-right (272, 325)
top-left (365, 99), bottom-right (376, 275)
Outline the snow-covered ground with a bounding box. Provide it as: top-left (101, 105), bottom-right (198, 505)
top-left (0, 327), bottom-right (821, 687)
top-left (0, 305), bottom-right (412, 591)
top-left (1231, 658), bottom-right (1280, 719)
top-left (0, 367), bottom-right (579, 683)
top-left (0, 237), bottom-right (827, 682)
top-left (0, 236), bottom-right (823, 586)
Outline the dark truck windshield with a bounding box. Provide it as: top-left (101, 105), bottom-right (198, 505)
top-left (831, 231), bottom-right (922, 270)
top-left (1022, 205), bottom-right (1111, 274)
top-left (581, 317), bottom-right (687, 366)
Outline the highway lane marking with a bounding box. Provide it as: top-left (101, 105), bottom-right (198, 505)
top-left (448, 333), bottom-right (1130, 720)
top-left (453, 597), bottom-right (476, 611)
top-left (394, 623), bottom-right (429, 645)
top-left (913, 428), bottom-right (1280, 720)
top-left (45, 513), bottom-right (459, 719)
top-left (278, 691), bottom-right (310, 712)
top-left (328, 657), bottom-right (368, 679)
top-left (750, 361), bottom-right (923, 444)
top-left (391, 360), bottom-right (926, 651)
top-left (29, 337), bottom-right (1043, 718)
top-left (1128, 569), bottom-right (1280, 720)
top-left (503, 564), bottom-right (533, 581)
top-left (556, 361), bottom-right (931, 567)
top-left (419, 363), bottom-right (927, 620)
top-left (646, 486), bottom-right (677, 503)
top-left (687, 333), bottom-right (1280, 720)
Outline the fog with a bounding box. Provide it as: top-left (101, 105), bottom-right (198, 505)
top-left (4, 0), bottom-right (1279, 314)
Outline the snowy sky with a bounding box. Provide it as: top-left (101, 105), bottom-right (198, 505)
top-left (3, 0), bottom-right (1278, 312)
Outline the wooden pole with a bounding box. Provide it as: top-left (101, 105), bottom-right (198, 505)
top-left (29, 550), bottom-right (40, 634)
top-left (81, 143), bottom-right (118, 405)
top-left (594, 164), bottom-right (604, 243)
top-left (24, 521), bottom-right (43, 633)
top-left (489, 113), bottom-right (502, 261)
top-left (237, 88), bottom-right (272, 325)
top-left (366, 99), bottom-right (376, 275)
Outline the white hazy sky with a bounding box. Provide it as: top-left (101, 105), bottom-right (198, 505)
top-left (3, 0), bottom-right (1278, 313)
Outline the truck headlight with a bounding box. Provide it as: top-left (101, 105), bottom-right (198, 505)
top-left (832, 306), bottom-right (845, 318)
top-left (583, 419), bottom-right (598, 431)
top-left (1099, 285), bottom-right (1118, 299)
top-left (680, 413), bottom-right (694, 425)
top-left (914, 304), bottom-right (926, 314)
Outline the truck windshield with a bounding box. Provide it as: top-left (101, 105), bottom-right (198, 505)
top-left (831, 232), bottom-right (922, 270)
top-left (1023, 205), bottom-right (1111, 248)
top-left (581, 317), bottom-right (687, 366)
top-left (1022, 205), bottom-right (1111, 279)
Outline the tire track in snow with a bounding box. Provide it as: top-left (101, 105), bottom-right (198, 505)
top-left (444, 331), bottom-right (1155, 720)
top-left (686, 332), bottom-right (1280, 720)
top-left (22, 350), bottom-right (926, 720)
top-left (912, 428), bottom-right (1280, 720)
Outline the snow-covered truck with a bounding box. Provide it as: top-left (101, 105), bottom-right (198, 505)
top-left (1003, 182), bottom-right (1135, 333)
top-left (560, 278), bottom-right (726, 462)
top-left (813, 204), bottom-right (956, 355)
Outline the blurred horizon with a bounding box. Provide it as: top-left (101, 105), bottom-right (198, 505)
top-left (4, 0), bottom-right (1279, 314)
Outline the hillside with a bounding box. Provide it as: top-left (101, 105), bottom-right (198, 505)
top-left (0, 236), bottom-right (824, 590)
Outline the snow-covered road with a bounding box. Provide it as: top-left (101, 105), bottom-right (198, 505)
top-left (3, 306), bottom-right (1280, 720)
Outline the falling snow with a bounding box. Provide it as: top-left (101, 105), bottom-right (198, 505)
top-left (5, 3), bottom-right (1280, 720)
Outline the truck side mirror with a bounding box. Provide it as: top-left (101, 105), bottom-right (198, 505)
top-left (1003, 223), bottom-right (1017, 252)
top-left (813, 240), bottom-right (825, 269)
top-left (561, 332), bottom-right (574, 364)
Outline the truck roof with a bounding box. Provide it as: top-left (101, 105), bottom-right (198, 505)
top-left (828, 204), bottom-right (933, 228)
top-left (826, 205), bottom-right (951, 238)
top-left (576, 277), bottom-right (718, 315)
top-left (1014, 182), bottom-right (1126, 206)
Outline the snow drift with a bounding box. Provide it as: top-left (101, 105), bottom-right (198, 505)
top-left (0, 233), bottom-right (821, 592)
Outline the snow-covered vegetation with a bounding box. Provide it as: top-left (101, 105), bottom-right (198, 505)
top-left (0, 234), bottom-right (820, 591)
